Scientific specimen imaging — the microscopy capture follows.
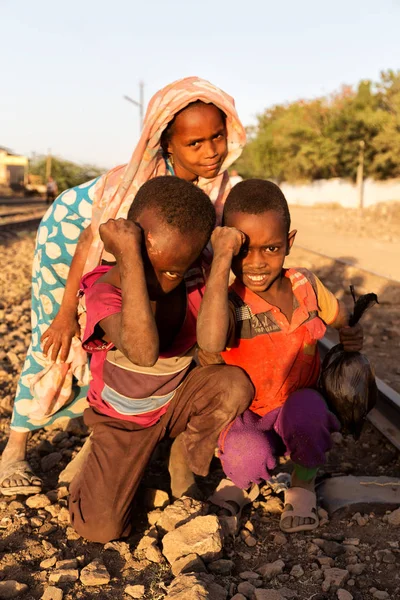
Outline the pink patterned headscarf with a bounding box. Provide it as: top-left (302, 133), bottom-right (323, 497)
top-left (84, 76), bottom-right (246, 273)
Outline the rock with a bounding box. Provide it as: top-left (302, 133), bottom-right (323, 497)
top-left (104, 540), bottom-right (131, 557)
top-left (41, 453), bottom-right (62, 472)
top-left (165, 573), bottom-right (227, 599)
top-left (26, 494), bottom-right (51, 509)
top-left (157, 497), bottom-right (207, 534)
top-left (41, 587), bottom-right (63, 600)
top-left (209, 560), bottom-right (234, 575)
top-left (125, 585), bottom-right (145, 599)
top-left (39, 523), bottom-right (57, 536)
top-left (347, 563), bottom-right (366, 576)
top-left (238, 581), bottom-right (256, 596)
top-left (373, 592), bottom-right (390, 599)
top-left (171, 554), bottom-right (206, 576)
top-left (55, 559), bottom-right (78, 569)
top-left (147, 509), bottom-right (163, 525)
top-left (244, 535), bottom-right (257, 547)
top-left (80, 559), bottom-right (110, 586)
top-left (374, 549), bottom-right (396, 563)
top-left (322, 568), bottom-right (349, 591)
top-left (317, 476), bottom-right (400, 514)
top-left (144, 488), bottom-right (170, 510)
top-left (317, 556), bottom-right (334, 567)
top-left (252, 590), bottom-right (282, 600)
top-left (231, 595), bottom-right (247, 600)
top-left (256, 560), bottom-right (285, 579)
top-left (387, 507), bottom-right (400, 526)
top-left (48, 570), bottom-right (79, 584)
top-left (218, 515), bottom-right (238, 538)
top-left (318, 508), bottom-right (329, 520)
top-left (316, 539), bottom-right (345, 558)
top-left (8, 501), bottom-right (24, 511)
top-left (162, 515), bottom-right (223, 564)
top-left (0, 581), bottom-right (28, 599)
top-left (273, 533), bottom-right (287, 546)
top-left (40, 557), bottom-right (57, 569)
top-left (239, 571), bottom-right (260, 580)
top-left (290, 565), bottom-right (304, 578)
top-left (331, 432), bottom-right (343, 445)
top-left (57, 507), bottom-right (70, 524)
top-left (260, 497), bottom-right (284, 514)
top-left (145, 542), bottom-right (163, 563)
top-left (337, 590), bottom-right (353, 600)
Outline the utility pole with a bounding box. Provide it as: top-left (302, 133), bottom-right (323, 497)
top-left (356, 140), bottom-right (365, 211)
top-left (45, 149), bottom-right (52, 181)
top-left (123, 81), bottom-right (145, 131)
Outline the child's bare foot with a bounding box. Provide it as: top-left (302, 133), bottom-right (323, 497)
top-left (0, 431), bottom-right (42, 496)
top-left (280, 471), bottom-right (319, 533)
top-left (168, 434), bottom-right (203, 500)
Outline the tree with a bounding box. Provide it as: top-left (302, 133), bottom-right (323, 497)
top-left (29, 156), bottom-right (105, 192)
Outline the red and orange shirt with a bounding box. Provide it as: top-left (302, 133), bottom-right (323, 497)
top-left (200, 268), bottom-right (339, 417)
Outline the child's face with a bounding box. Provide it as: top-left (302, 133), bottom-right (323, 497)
top-left (225, 210), bottom-right (296, 294)
top-left (166, 103), bottom-right (228, 182)
top-left (136, 208), bottom-right (205, 299)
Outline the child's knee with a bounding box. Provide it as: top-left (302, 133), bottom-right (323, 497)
top-left (282, 389), bottom-right (337, 437)
top-left (69, 497), bottom-right (128, 543)
top-left (217, 366), bottom-right (254, 415)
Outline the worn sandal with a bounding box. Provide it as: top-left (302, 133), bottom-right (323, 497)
top-left (208, 478), bottom-right (259, 533)
top-left (280, 487), bottom-right (319, 533)
top-left (0, 460), bottom-right (42, 496)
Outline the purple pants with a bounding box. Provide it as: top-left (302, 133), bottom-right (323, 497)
top-left (218, 388), bottom-right (340, 489)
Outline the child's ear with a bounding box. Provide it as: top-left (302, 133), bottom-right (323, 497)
top-left (286, 229), bottom-right (297, 256)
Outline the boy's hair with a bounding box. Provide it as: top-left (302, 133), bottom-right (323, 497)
top-left (223, 179), bottom-right (291, 232)
top-left (128, 176), bottom-right (216, 243)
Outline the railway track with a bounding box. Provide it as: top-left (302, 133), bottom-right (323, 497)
top-left (1, 215), bottom-right (399, 451)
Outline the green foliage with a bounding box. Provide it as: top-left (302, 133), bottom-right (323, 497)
top-left (29, 156), bottom-right (105, 192)
top-left (235, 70), bottom-right (400, 182)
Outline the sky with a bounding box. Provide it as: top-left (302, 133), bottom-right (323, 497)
top-left (1, 0), bottom-right (399, 169)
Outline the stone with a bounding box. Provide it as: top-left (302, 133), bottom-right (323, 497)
top-left (80, 559), bottom-right (110, 586)
top-left (239, 571), bottom-right (260, 580)
top-left (144, 488), bottom-right (170, 510)
top-left (244, 535), bottom-right (257, 547)
top-left (256, 560), bottom-right (285, 579)
top-left (331, 431), bottom-right (343, 445)
top-left (290, 565), bottom-right (304, 578)
top-left (162, 515), bottom-right (223, 564)
top-left (157, 497), bottom-right (207, 534)
top-left (208, 560), bottom-right (234, 575)
top-left (55, 559), bottom-right (78, 569)
top-left (337, 590), bottom-right (353, 600)
top-left (26, 494), bottom-right (51, 509)
top-left (347, 563), bottom-right (366, 576)
top-left (48, 570), bottom-right (79, 584)
top-left (238, 581), bottom-right (256, 596)
top-left (104, 540), bottom-right (131, 557)
top-left (323, 568), bottom-right (349, 590)
top-left (147, 509), bottom-right (162, 525)
top-left (145, 542), bottom-right (163, 563)
top-left (387, 507), bottom-right (400, 526)
top-left (165, 573), bottom-right (227, 599)
top-left (171, 554), bottom-right (206, 577)
top-left (40, 557), bottom-right (57, 569)
top-left (57, 507), bottom-right (70, 524)
top-left (316, 540), bottom-right (345, 558)
top-left (41, 587), bottom-right (63, 600)
top-left (0, 581), bottom-right (28, 599)
top-left (39, 523), bottom-right (57, 536)
top-left (252, 590), bottom-right (282, 600)
top-left (374, 549), bottom-right (396, 563)
top-left (231, 595), bottom-right (247, 600)
top-left (317, 476), bottom-right (400, 514)
top-left (125, 585), bottom-right (145, 599)
top-left (317, 557), bottom-right (334, 567)
top-left (41, 453), bottom-right (63, 472)
top-left (373, 592), bottom-right (390, 599)
top-left (273, 533), bottom-right (287, 546)
top-left (261, 497), bottom-right (284, 514)
top-left (8, 501), bottom-right (24, 511)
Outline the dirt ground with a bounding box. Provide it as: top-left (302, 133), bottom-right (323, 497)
top-left (0, 206), bottom-right (399, 600)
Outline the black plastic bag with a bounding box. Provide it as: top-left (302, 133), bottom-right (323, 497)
top-left (320, 287), bottom-right (379, 438)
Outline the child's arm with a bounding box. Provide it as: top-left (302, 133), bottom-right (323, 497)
top-left (97, 218), bottom-right (159, 367)
top-left (41, 225), bottom-right (93, 362)
top-left (197, 226), bottom-right (245, 352)
top-left (331, 301), bottom-right (363, 352)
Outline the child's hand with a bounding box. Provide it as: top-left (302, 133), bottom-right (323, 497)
top-left (339, 323), bottom-right (363, 352)
top-left (99, 218), bottom-right (142, 259)
top-left (211, 226), bottom-right (246, 258)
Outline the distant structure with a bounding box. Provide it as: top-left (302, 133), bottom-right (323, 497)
top-left (0, 147), bottom-right (28, 186)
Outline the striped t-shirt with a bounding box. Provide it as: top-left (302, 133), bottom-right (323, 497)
top-left (81, 265), bottom-right (204, 425)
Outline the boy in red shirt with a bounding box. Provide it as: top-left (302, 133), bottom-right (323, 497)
top-left (69, 177), bottom-right (253, 543)
top-left (197, 179), bottom-right (363, 533)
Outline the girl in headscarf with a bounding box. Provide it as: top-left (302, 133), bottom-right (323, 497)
top-left (0, 77), bottom-right (246, 496)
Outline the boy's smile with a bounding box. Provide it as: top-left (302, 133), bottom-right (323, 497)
top-left (224, 210), bottom-right (296, 299)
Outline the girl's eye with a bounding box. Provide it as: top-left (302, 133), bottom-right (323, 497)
top-left (189, 141), bottom-right (200, 147)
top-left (165, 271), bottom-right (180, 280)
top-left (265, 246), bottom-right (279, 253)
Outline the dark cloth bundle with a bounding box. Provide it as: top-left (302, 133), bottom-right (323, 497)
top-left (320, 288), bottom-right (379, 438)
